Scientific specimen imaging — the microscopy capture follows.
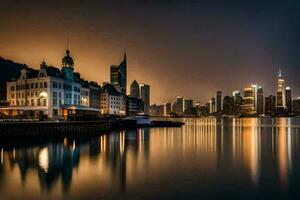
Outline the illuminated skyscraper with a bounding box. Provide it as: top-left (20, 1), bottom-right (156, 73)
top-left (110, 53), bottom-right (127, 94)
top-left (252, 84), bottom-right (258, 111)
top-left (241, 85), bottom-right (255, 115)
top-left (285, 86), bottom-right (292, 113)
top-left (175, 96), bottom-right (184, 115)
top-left (209, 97), bottom-right (216, 114)
top-left (232, 90), bottom-right (242, 115)
top-left (277, 69), bottom-right (285, 108)
top-left (257, 87), bottom-right (263, 115)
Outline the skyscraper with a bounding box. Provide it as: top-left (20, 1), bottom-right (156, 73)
top-left (223, 96), bottom-right (234, 115)
top-left (257, 87), bottom-right (263, 115)
top-left (293, 98), bottom-right (300, 115)
top-left (216, 91), bottom-right (222, 113)
top-left (140, 83), bottom-right (150, 114)
top-left (232, 90), bottom-right (242, 115)
top-left (164, 102), bottom-right (172, 116)
top-left (285, 86), bottom-right (292, 114)
top-left (209, 97), bottom-right (216, 114)
top-left (251, 84), bottom-right (258, 111)
top-left (110, 52), bottom-right (127, 94)
top-left (265, 95), bottom-right (276, 116)
top-left (184, 99), bottom-right (193, 114)
top-left (241, 85), bottom-right (255, 115)
top-left (130, 80), bottom-right (140, 98)
top-left (277, 69), bottom-right (285, 108)
top-left (175, 96), bottom-right (184, 115)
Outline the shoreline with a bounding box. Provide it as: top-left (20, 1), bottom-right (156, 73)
top-left (0, 119), bottom-right (184, 139)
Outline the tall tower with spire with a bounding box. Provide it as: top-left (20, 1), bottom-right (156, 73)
top-left (277, 68), bottom-right (286, 108)
top-left (110, 52), bottom-right (127, 94)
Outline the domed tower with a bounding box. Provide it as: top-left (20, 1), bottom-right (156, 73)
top-left (61, 48), bottom-right (75, 81)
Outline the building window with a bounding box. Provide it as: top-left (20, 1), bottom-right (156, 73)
top-left (31, 83), bottom-right (34, 89)
top-left (10, 94), bottom-right (14, 98)
top-left (53, 82), bottom-right (57, 88)
top-left (53, 92), bottom-right (57, 98)
top-left (10, 86), bottom-right (15, 91)
top-left (59, 99), bottom-right (62, 105)
top-left (59, 92), bottom-right (61, 98)
top-left (53, 99), bottom-right (57, 106)
top-left (31, 99), bottom-right (34, 106)
top-left (44, 82), bottom-right (47, 88)
top-left (43, 99), bottom-right (47, 106)
top-left (58, 83), bottom-right (62, 89)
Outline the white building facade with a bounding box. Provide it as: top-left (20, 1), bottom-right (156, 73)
top-left (100, 83), bottom-right (126, 116)
top-left (4, 49), bottom-right (97, 120)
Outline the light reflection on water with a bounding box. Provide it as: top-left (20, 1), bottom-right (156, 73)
top-left (1, 118), bottom-right (300, 199)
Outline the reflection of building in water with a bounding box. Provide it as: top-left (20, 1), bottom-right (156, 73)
top-left (241, 118), bottom-right (261, 185)
top-left (218, 118), bottom-right (261, 186)
top-left (97, 128), bottom-right (150, 191)
top-left (150, 118), bottom-right (217, 173)
top-left (276, 118), bottom-right (292, 188)
top-left (6, 142), bottom-right (80, 192)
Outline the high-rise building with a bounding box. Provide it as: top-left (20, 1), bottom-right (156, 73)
top-left (232, 90), bottom-right (242, 115)
top-left (164, 102), bottom-right (172, 116)
top-left (110, 53), bottom-right (127, 94)
top-left (251, 84), bottom-right (258, 111)
top-left (209, 97), bottom-right (216, 114)
top-left (140, 83), bottom-right (150, 114)
top-left (265, 95), bottom-right (276, 116)
top-left (175, 96), bottom-right (185, 115)
top-left (130, 80), bottom-right (140, 98)
top-left (257, 87), bottom-right (263, 115)
top-left (277, 69), bottom-right (285, 108)
top-left (184, 99), bottom-right (193, 114)
top-left (216, 91), bottom-right (222, 113)
top-left (241, 85), bottom-right (255, 115)
top-left (293, 98), bottom-right (300, 115)
top-left (223, 96), bottom-right (234, 115)
top-left (286, 86), bottom-right (292, 114)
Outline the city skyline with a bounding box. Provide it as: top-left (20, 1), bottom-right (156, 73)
top-left (1, 0), bottom-right (300, 104)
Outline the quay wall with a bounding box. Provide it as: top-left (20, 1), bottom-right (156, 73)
top-left (0, 120), bottom-right (117, 138)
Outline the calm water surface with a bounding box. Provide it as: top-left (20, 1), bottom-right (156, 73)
top-left (1, 118), bottom-right (300, 199)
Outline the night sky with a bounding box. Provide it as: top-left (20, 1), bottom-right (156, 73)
top-left (1, 0), bottom-right (300, 104)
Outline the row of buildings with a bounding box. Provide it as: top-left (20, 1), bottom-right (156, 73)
top-left (150, 96), bottom-right (194, 117)
top-left (150, 69), bottom-right (300, 117)
top-left (0, 48), bottom-right (150, 120)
